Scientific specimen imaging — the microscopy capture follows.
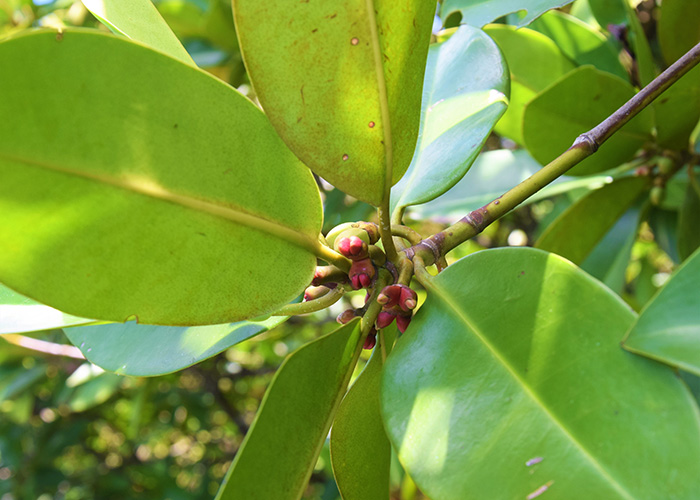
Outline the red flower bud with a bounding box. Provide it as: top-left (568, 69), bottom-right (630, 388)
top-left (363, 333), bottom-right (377, 350)
top-left (348, 258), bottom-right (375, 290)
top-left (376, 311), bottom-right (395, 329)
top-left (337, 235), bottom-right (368, 259)
top-left (377, 285), bottom-right (402, 308)
top-left (399, 286), bottom-right (418, 312)
top-left (396, 314), bottom-right (412, 333)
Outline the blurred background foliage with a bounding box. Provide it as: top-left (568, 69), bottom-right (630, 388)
top-left (0, 0), bottom-right (690, 498)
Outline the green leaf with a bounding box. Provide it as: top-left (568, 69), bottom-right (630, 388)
top-left (216, 321), bottom-right (363, 500)
top-left (331, 326), bottom-right (397, 500)
top-left (0, 285), bottom-right (95, 335)
top-left (678, 177), bottom-right (700, 261)
top-left (66, 372), bottom-right (122, 413)
top-left (623, 247), bottom-right (700, 376)
top-left (232, 0), bottom-right (436, 206)
top-left (535, 176), bottom-right (649, 264)
top-left (523, 66), bottom-right (652, 176)
top-left (485, 24), bottom-right (576, 145)
top-left (586, 0), bottom-right (626, 28)
top-left (529, 10), bottom-right (628, 81)
top-left (0, 30), bottom-right (322, 325)
top-left (653, 0), bottom-right (700, 150)
top-left (440, 0), bottom-right (575, 28)
top-left (381, 247), bottom-right (700, 500)
top-left (390, 25), bottom-right (508, 213)
top-left (658, 0), bottom-right (700, 66)
top-left (82, 0), bottom-right (194, 65)
top-left (63, 316), bottom-right (288, 376)
top-left (649, 208), bottom-right (681, 264)
top-left (624, 1), bottom-right (656, 87)
top-left (406, 149), bottom-right (616, 222)
top-left (580, 204), bottom-right (644, 293)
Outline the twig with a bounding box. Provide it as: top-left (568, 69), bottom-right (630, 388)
top-left (403, 41), bottom-right (700, 266)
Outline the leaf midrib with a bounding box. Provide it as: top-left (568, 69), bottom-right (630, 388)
top-left (423, 276), bottom-right (637, 500)
top-left (365, 0), bottom-right (393, 203)
top-left (0, 152), bottom-right (318, 254)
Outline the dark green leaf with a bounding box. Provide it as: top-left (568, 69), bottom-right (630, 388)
top-left (233, 0), bottom-right (436, 205)
top-left (216, 321), bottom-right (363, 500)
top-left (382, 247), bottom-right (700, 499)
top-left (580, 204), bottom-right (643, 293)
top-left (0, 30), bottom-right (322, 325)
top-left (523, 66), bottom-right (652, 176)
top-left (678, 177), bottom-right (700, 261)
top-left (331, 326), bottom-right (397, 500)
top-left (536, 176), bottom-right (649, 263)
top-left (649, 208), bottom-right (680, 264)
top-left (654, 0), bottom-right (700, 150)
top-left (485, 24), bottom-right (576, 145)
top-left (624, 247), bottom-right (700, 376)
top-left (390, 25), bottom-right (508, 213)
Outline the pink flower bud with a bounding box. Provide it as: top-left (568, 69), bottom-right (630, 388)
top-left (376, 311), bottom-right (395, 329)
top-left (396, 314), bottom-right (412, 333)
top-left (348, 258), bottom-right (375, 290)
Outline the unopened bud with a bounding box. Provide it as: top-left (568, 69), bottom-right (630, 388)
top-left (337, 235), bottom-right (368, 259)
top-left (363, 332), bottom-right (377, 350)
top-left (398, 286), bottom-right (418, 311)
top-left (376, 311), bottom-right (395, 329)
top-left (348, 258), bottom-right (376, 290)
top-left (396, 314), bottom-right (412, 333)
top-left (354, 222), bottom-right (380, 244)
top-left (337, 309), bottom-right (357, 324)
top-left (304, 285), bottom-right (329, 302)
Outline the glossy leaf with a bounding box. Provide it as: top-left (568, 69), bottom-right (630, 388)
top-left (0, 285), bottom-right (95, 335)
top-left (485, 25), bottom-right (575, 145)
top-left (216, 321), bottom-right (363, 500)
top-left (66, 372), bottom-right (122, 413)
top-left (0, 30), bottom-right (322, 325)
top-left (390, 25), bottom-right (508, 213)
top-left (649, 208), bottom-right (681, 264)
top-left (624, 1), bottom-right (656, 87)
top-left (586, 0), bottom-right (626, 28)
top-left (535, 176), bottom-right (649, 264)
top-left (440, 0), bottom-right (574, 28)
top-left (580, 204), bottom-right (643, 293)
top-left (64, 316), bottom-right (288, 376)
top-left (678, 178), bottom-right (700, 261)
top-left (529, 10), bottom-right (628, 81)
top-left (82, 0), bottom-right (194, 65)
top-left (331, 326), bottom-right (397, 500)
top-left (233, 0), bottom-right (436, 205)
top-left (654, 0), bottom-right (700, 150)
top-left (407, 149), bottom-right (615, 223)
top-left (331, 325), bottom-right (397, 500)
top-left (523, 66), bottom-right (652, 176)
top-left (382, 247), bottom-right (700, 499)
top-left (624, 247), bottom-right (700, 376)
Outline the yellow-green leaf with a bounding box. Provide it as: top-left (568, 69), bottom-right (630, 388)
top-left (0, 30), bottom-right (322, 325)
top-left (232, 0), bottom-right (436, 205)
